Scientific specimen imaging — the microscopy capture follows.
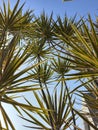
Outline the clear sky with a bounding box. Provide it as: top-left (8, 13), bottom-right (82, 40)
top-left (1, 0), bottom-right (98, 130)
top-left (9, 0), bottom-right (98, 20)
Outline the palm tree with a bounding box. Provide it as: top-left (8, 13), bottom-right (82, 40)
top-left (16, 11), bottom-right (80, 128)
top-left (20, 83), bottom-right (74, 130)
top-left (1, 0), bottom-right (98, 130)
top-left (0, 1), bottom-right (43, 129)
top-left (20, 58), bottom-right (81, 130)
top-left (55, 15), bottom-right (98, 79)
top-left (19, 13), bottom-right (83, 130)
top-left (54, 15), bottom-right (98, 129)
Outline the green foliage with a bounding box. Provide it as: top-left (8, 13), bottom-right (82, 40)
top-left (21, 87), bottom-right (74, 130)
top-left (0, 0), bottom-right (98, 130)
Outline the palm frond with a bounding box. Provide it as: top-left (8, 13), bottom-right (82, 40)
top-left (20, 86), bottom-right (74, 130)
top-left (56, 15), bottom-right (98, 79)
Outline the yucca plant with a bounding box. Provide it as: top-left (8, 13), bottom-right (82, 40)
top-left (20, 50), bottom-right (82, 130)
top-left (1, 0), bottom-right (98, 130)
top-left (73, 80), bottom-right (98, 130)
top-left (51, 15), bottom-right (82, 60)
top-left (54, 14), bottom-right (98, 129)
top-left (0, 1), bottom-right (44, 129)
top-left (0, 0), bottom-right (33, 39)
top-left (32, 12), bottom-right (54, 43)
top-left (51, 57), bottom-right (78, 130)
top-left (20, 86), bottom-right (75, 130)
top-left (28, 39), bottom-right (52, 61)
top-left (55, 15), bottom-right (98, 79)
top-left (20, 60), bottom-right (80, 130)
top-left (54, 15), bottom-right (79, 38)
top-left (0, 30), bottom-right (42, 130)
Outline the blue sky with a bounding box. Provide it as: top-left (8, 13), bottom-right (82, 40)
top-left (2, 0), bottom-right (98, 20)
top-left (1, 0), bottom-right (98, 130)
top-left (20, 0), bottom-right (98, 20)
